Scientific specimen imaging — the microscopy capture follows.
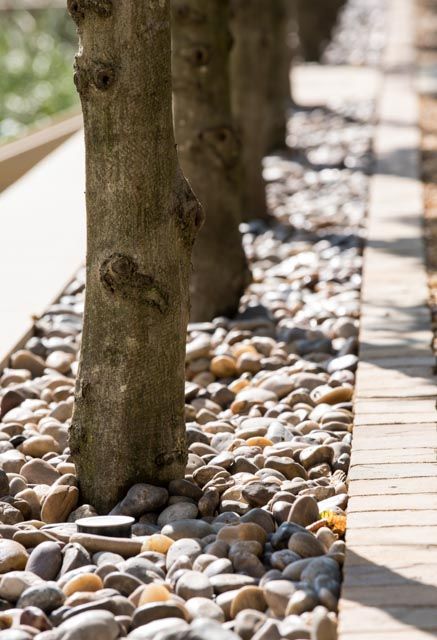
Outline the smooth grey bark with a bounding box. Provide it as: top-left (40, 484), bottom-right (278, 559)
top-left (297, 0), bottom-right (345, 62)
top-left (67, 0), bottom-right (202, 513)
top-left (230, 0), bottom-right (274, 221)
top-left (172, 0), bottom-right (250, 322)
top-left (266, 0), bottom-right (295, 152)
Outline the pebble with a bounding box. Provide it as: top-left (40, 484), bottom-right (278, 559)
top-left (185, 596), bottom-right (225, 622)
top-left (41, 485), bottom-right (79, 523)
top-left (288, 532), bottom-right (327, 558)
top-left (156, 502), bottom-right (199, 527)
top-left (176, 570), bottom-right (213, 599)
top-left (230, 586), bottom-right (266, 618)
top-left (138, 584), bottom-right (171, 605)
top-left (210, 574), bottom-right (256, 594)
top-left (63, 573), bottom-right (103, 596)
top-left (26, 542), bottom-right (62, 580)
top-left (0, 540), bottom-right (28, 574)
top-left (166, 539), bottom-right (202, 569)
top-left (0, 571), bottom-right (43, 601)
top-left (161, 519), bottom-right (214, 540)
top-left (20, 460), bottom-right (60, 485)
top-left (17, 582), bottom-right (65, 612)
top-left (288, 496), bottom-right (320, 528)
top-left (264, 580), bottom-right (297, 616)
top-left (55, 609), bottom-right (119, 640)
top-left (110, 484), bottom-right (168, 518)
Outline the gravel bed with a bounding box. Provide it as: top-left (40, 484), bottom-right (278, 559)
top-left (0, 3), bottom-right (386, 640)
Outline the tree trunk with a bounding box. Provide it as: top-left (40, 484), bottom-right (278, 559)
top-left (297, 0), bottom-right (345, 62)
top-left (266, 0), bottom-right (295, 153)
top-left (230, 0), bottom-right (274, 222)
top-left (172, 0), bottom-right (249, 322)
top-left (67, 0), bottom-right (202, 513)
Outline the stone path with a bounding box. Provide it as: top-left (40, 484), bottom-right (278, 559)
top-left (337, 0), bottom-right (437, 638)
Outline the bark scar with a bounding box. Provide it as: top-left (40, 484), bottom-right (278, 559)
top-left (174, 178), bottom-right (204, 247)
top-left (100, 253), bottom-right (169, 314)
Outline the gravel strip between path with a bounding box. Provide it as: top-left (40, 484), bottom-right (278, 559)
top-left (0, 3), bottom-right (387, 639)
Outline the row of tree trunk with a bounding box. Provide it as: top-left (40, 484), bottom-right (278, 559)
top-left (67, 0), bottom-right (345, 512)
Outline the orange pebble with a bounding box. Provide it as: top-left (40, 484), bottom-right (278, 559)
top-left (138, 583), bottom-right (171, 605)
top-left (63, 573), bottom-right (103, 597)
top-left (210, 355), bottom-right (237, 378)
top-left (245, 437), bottom-right (273, 448)
top-left (228, 378), bottom-right (250, 393)
top-left (141, 534), bottom-right (174, 554)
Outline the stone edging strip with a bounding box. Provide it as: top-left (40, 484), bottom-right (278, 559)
top-left (337, 0), bottom-right (437, 638)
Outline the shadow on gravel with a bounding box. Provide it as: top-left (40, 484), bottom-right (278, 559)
top-left (340, 549), bottom-right (437, 636)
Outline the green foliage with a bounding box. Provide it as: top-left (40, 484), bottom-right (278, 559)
top-left (0, 8), bottom-right (78, 141)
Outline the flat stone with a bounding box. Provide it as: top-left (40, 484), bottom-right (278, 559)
top-left (161, 519), bottom-right (214, 540)
top-left (288, 532), bottom-right (326, 558)
top-left (210, 574), bottom-right (256, 594)
top-left (110, 484), bottom-right (168, 518)
top-left (265, 457), bottom-right (307, 480)
top-left (157, 502), bottom-right (199, 527)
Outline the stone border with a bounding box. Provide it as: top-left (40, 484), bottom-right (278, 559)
top-left (337, 0), bottom-right (437, 638)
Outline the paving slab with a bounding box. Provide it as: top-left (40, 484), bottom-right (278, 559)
top-left (348, 493), bottom-right (437, 511)
top-left (338, 6), bottom-right (437, 637)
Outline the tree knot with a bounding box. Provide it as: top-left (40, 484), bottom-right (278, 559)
top-left (73, 59), bottom-right (115, 95)
top-left (199, 126), bottom-right (241, 169)
top-left (100, 253), bottom-right (169, 314)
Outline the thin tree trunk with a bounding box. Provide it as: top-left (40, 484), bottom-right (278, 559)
top-left (297, 0), bottom-right (345, 62)
top-left (172, 0), bottom-right (250, 322)
top-left (67, 0), bottom-right (202, 513)
top-left (230, 0), bottom-right (273, 222)
top-left (266, 0), bottom-right (295, 153)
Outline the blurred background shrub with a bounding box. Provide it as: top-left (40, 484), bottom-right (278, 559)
top-left (0, 7), bottom-right (78, 142)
